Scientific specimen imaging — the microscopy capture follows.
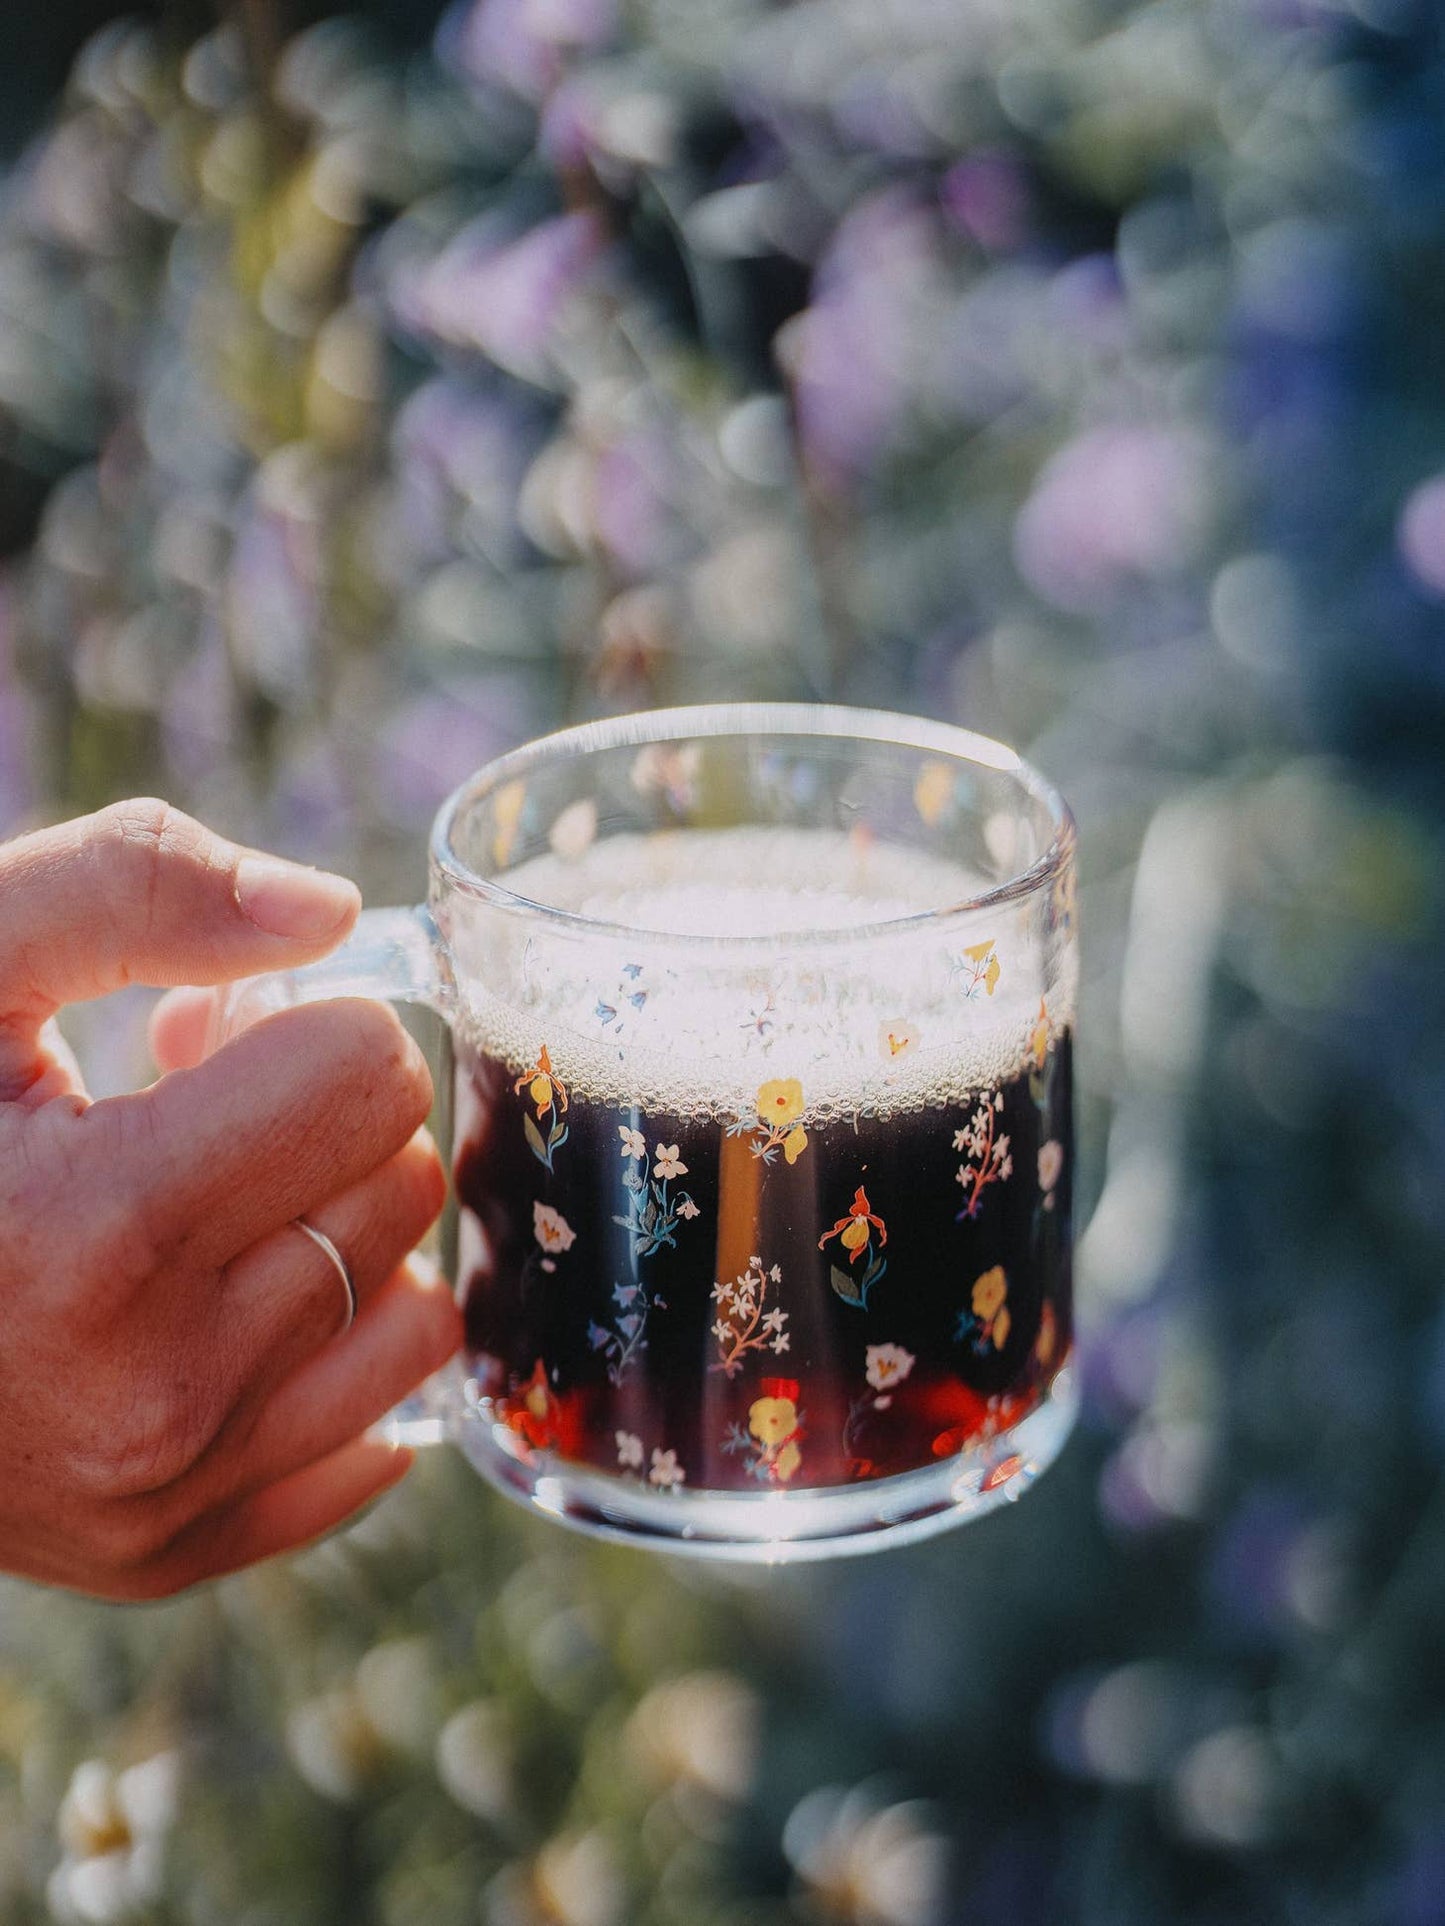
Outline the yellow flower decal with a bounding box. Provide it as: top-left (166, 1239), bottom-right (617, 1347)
top-left (492, 779), bottom-right (526, 867)
top-left (1029, 998), bottom-right (1050, 1071)
top-left (743, 1079), bottom-right (810, 1163)
top-left (958, 1265), bottom-right (1011, 1353)
top-left (914, 760), bottom-right (954, 826)
top-left (749, 1396), bottom-right (798, 1447)
top-left (960, 937), bottom-right (1002, 998)
top-left (757, 1078), bottom-right (805, 1129)
top-left (724, 1380), bottom-right (806, 1484)
top-left (973, 1266), bottom-right (1007, 1321)
top-left (1035, 1301), bottom-right (1058, 1369)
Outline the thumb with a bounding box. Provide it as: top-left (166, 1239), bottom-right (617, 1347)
top-left (0, 798), bottom-right (360, 1049)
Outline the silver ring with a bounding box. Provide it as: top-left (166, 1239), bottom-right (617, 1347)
top-left (292, 1218), bottom-right (359, 1333)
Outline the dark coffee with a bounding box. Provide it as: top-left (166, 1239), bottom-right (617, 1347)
top-left (452, 1030), bottom-right (1072, 1494)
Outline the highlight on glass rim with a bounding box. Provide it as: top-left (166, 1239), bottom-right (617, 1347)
top-left (0, 0), bottom-right (1440, 1919)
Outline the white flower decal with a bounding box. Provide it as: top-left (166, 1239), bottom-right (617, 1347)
top-left (1038, 1139), bottom-right (1064, 1202)
top-left (878, 1017), bottom-right (920, 1060)
top-left (618, 1124), bottom-right (647, 1160)
top-left (653, 1143), bottom-right (687, 1180)
top-left (532, 1201), bottom-right (577, 1254)
top-left (677, 1197), bottom-right (701, 1220)
top-left (865, 1343), bottom-right (916, 1392)
top-left (648, 1448), bottom-right (685, 1489)
top-left (548, 797), bottom-right (597, 860)
top-left (615, 1430), bottom-right (643, 1470)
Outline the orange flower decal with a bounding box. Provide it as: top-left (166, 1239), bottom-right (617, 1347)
top-left (515, 1042), bottom-right (568, 1118)
top-left (819, 1186), bottom-right (888, 1265)
top-left (821, 1185), bottom-right (889, 1309)
top-left (515, 1044), bottom-right (570, 1171)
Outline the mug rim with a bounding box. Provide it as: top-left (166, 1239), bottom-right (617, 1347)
top-left (428, 702), bottom-right (1076, 949)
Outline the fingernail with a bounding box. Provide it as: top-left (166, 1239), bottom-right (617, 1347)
top-left (236, 856), bottom-right (361, 940)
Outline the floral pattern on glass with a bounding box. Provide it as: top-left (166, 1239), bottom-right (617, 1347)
top-left (842, 1343), bottom-right (916, 1472)
top-left (502, 1360), bottom-right (569, 1455)
top-left (731, 1078), bottom-right (809, 1164)
top-left (722, 1382), bottom-right (806, 1485)
top-left (820, 1184), bottom-right (888, 1309)
top-left (956, 1265), bottom-right (1011, 1354)
top-left (954, 1090), bottom-right (1012, 1220)
top-left (630, 742), bottom-right (702, 816)
top-left (458, 1017), bottom-right (1071, 1494)
top-left (515, 1044), bottom-right (569, 1171)
top-left (491, 779), bottom-right (526, 868)
top-left (613, 1129), bottom-right (702, 1259)
top-left (710, 1257), bottom-right (791, 1376)
top-left (953, 936), bottom-right (1001, 999)
top-left (913, 760), bottom-right (955, 826)
top-left (588, 1278), bottom-right (668, 1387)
top-left (548, 797), bottom-right (597, 860)
top-left (877, 1017), bottom-right (920, 1060)
top-left (595, 962), bottom-right (649, 1037)
top-left (614, 1430), bottom-right (687, 1489)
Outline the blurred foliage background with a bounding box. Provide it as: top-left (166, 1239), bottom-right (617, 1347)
top-left (2, 0), bottom-right (1445, 1921)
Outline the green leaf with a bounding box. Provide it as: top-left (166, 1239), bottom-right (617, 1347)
top-left (831, 1264), bottom-right (863, 1307)
top-left (523, 1113), bottom-right (547, 1164)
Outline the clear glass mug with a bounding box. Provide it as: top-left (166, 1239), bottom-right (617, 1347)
top-left (210, 704), bottom-right (1078, 1560)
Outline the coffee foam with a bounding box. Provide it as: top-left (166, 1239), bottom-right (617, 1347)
top-left (451, 827), bottom-right (1073, 1120)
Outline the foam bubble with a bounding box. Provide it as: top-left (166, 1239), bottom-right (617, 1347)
top-left (452, 827), bottom-right (1073, 1119)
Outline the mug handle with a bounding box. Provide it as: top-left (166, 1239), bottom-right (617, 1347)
top-left (204, 906), bottom-right (469, 1449)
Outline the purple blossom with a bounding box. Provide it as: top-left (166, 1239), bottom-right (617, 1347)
top-left (941, 152), bottom-right (1031, 252)
top-left (785, 190), bottom-right (938, 489)
top-left (438, 0), bottom-right (616, 102)
top-left (591, 428), bottom-right (683, 576)
top-left (388, 379), bottom-right (538, 575)
top-left (407, 212), bottom-right (604, 385)
top-left (160, 621), bottom-right (241, 792)
top-left (370, 679), bottom-right (533, 828)
top-left (1397, 474), bottom-right (1445, 600)
top-left (1013, 425), bottom-right (1211, 613)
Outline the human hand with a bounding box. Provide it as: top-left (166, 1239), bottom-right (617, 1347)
top-left (0, 799), bottom-right (462, 1600)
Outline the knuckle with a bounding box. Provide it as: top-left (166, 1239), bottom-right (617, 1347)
top-left (335, 1000), bottom-right (434, 1126)
top-left (96, 797), bottom-right (181, 880)
top-left (414, 1139), bottom-right (448, 1222)
top-left (396, 1131), bottom-right (447, 1225)
top-left (63, 1111), bottom-right (173, 1281)
top-left (91, 1498), bottom-right (180, 1575)
top-left (94, 799), bottom-right (214, 950)
top-left (75, 1378), bottom-right (222, 1503)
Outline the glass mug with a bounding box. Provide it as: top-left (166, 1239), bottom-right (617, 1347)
top-left (211, 704), bottom-right (1078, 1560)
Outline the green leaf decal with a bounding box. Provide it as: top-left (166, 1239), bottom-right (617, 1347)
top-left (831, 1264), bottom-right (864, 1307)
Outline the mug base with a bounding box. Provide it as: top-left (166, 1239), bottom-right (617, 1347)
top-left (446, 1367), bottom-right (1078, 1561)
